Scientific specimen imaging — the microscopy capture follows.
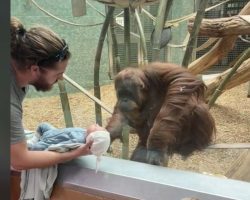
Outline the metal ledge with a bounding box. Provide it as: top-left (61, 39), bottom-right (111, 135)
top-left (56, 156), bottom-right (250, 200)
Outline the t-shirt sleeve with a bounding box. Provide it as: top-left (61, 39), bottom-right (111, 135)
top-left (11, 102), bottom-right (26, 144)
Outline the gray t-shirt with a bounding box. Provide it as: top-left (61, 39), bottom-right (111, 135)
top-left (11, 74), bottom-right (28, 144)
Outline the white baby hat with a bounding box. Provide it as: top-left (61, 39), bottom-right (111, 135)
top-left (86, 130), bottom-right (111, 172)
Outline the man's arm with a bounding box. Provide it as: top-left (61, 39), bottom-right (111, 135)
top-left (11, 140), bottom-right (93, 170)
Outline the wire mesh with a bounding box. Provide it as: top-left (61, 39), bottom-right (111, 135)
top-left (196, 0), bottom-right (249, 74)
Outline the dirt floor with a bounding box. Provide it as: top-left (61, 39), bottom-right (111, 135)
top-left (23, 82), bottom-right (250, 176)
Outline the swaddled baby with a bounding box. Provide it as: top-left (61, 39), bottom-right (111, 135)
top-left (86, 124), bottom-right (111, 172)
top-left (27, 122), bottom-right (110, 172)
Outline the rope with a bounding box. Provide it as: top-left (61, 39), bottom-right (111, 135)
top-left (86, 0), bottom-right (105, 17)
top-left (167, 33), bottom-right (189, 48)
top-left (30, 0), bottom-right (103, 27)
top-left (208, 143), bottom-right (250, 149)
top-left (239, 35), bottom-right (250, 44)
top-left (165, 0), bottom-right (230, 28)
top-left (165, 0), bottom-right (229, 49)
top-left (194, 37), bottom-right (219, 52)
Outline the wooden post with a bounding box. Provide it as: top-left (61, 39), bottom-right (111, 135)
top-left (58, 80), bottom-right (73, 127)
top-left (247, 82), bottom-right (250, 98)
top-left (71, 0), bottom-right (86, 17)
top-left (94, 6), bottom-right (115, 125)
top-left (152, 0), bottom-right (172, 61)
top-left (205, 58), bottom-right (250, 99)
top-left (124, 7), bottom-right (131, 67)
top-left (121, 8), bottom-right (131, 158)
top-left (134, 9), bottom-right (148, 65)
top-left (109, 12), bottom-right (120, 77)
top-left (208, 48), bottom-right (250, 107)
top-left (121, 125), bottom-right (130, 159)
top-left (182, 0), bottom-right (208, 67)
top-left (188, 15), bottom-right (250, 37)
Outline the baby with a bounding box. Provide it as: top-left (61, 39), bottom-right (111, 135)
top-left (27, 122), bottom-right (110, 172)
top-left (86, 124), bottom-right (111, 173)
top-left (87, 123), bottom-right (108, 135)
top-left (86, 124), bottom-right (111, 158)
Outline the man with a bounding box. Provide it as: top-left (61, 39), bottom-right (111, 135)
top-left (10, 17), bottom-right (93, 170)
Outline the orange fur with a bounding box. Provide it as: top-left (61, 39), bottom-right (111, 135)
top-left (106, 62), bottom-right (216, 165)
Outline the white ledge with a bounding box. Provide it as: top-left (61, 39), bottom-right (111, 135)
top-left (56, 155), bottom-right (250, 200)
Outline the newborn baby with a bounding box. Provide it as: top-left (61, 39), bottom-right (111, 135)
top-left (86, 124), bottom-right (111, 173)
top-left (27, 122), bottom-right (110, 172)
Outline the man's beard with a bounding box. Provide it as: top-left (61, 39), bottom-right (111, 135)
top-left (32, 75), bottom-right (55, 92)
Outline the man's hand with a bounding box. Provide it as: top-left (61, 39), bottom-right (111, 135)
top-left (73, 139), bottom-right (93, 157)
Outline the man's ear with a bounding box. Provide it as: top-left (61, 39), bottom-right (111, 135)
top-left (30, 64), bottom-right (39, 72)
top-left (29, 64), bottom-right (40, 78)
